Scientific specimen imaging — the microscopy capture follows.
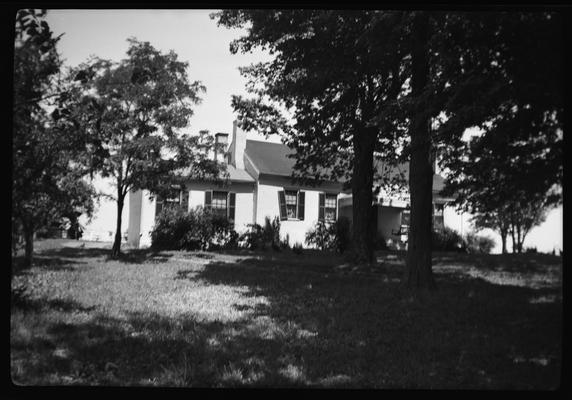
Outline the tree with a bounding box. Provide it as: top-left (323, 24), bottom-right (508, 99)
top-left (507, 197), bottom-right (550, 253)
top-left (404, 12), bottom-right (435, 289)
top-left (57, 39), bottom-right (222, 257)
top-left (394, 11), bottom-right (561, 285)
top-left (12, 9), bottom-right (95, 267)
top-left (214, 10), bottom-right (410, 264)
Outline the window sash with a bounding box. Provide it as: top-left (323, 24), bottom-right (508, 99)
top-left (212, 191), bottom-right (228, 209)
top-left (210, 191), bottom-right (228, 218)
top-left (285, 190), bottom-right (298, 205)
top-left (285, 190), bottom-right (298, 219)
top-left (320, 193), bottom-right (337, 222)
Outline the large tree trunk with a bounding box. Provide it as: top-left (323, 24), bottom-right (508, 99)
top-left (351, 125), bottom-right (377, 265)
top-left (111, 194), bottom-right (125, 258)
top-left (406, 12), bottom-right (435, 290)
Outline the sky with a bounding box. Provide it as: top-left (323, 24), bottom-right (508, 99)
top-left (45, 9), bottom-right (278, 142)
top-left (44, 9), bottom-right (562, 254)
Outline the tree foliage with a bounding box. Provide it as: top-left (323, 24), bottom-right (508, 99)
top-left (12, 9), bottom-right (95, 266)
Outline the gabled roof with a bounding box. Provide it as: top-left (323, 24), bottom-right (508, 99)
top-left (244, 140), bottom-right (297, 177)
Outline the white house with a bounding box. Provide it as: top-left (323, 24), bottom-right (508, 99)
top-left (125, 121), bottom-right (455, 249)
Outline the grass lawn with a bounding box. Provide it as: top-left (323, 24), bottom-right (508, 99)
top-left (11, 239), bottom-right (562, 388)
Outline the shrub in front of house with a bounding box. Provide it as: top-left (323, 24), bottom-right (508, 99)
top-left (151, 207), bottom-right (193, 250)
top-left (432, 227), bottom-right (466, 252)
top-left (305, 216), bottom-right (351, 253)
top-left (208, 215), bottom-right (239, 250)
top-left (239, 223), bottom-right (264, 250)
top-left (305, 220), bottom-right (335, 251)
top-left (281, 233), bottom-right (291, 250)
top-left (151, 207), bottom-right (237, 251)
top-left (239, 216), bottom-right (282, 251)
top-left (263, 216), bottom-right (282, 251)
top-left (464, 232), bottom-right (495, 254)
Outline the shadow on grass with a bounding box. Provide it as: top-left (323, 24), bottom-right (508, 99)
top-left (13, 246), bottom-right (176, 271)
top-left (11, 255), bottom-right (84, 276)
top-left (110, 249), bottom-right (174, 265)
top-left (432, 252), bottom-right (562, 274)
top-left (12, 288), bottom-right (97, 314)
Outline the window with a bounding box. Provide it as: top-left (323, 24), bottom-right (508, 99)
top-left (205, 191), bottom-right (236, 224)
top-left (164, 192), bottom-right (182, 209)
top-left (319, 193), bottom-right (338, 222)
top-left (211, 191), bottom-right (228, 218)
top-left (285, 190), bottom-right (298, 218)
top-left (155, 187), bottom-right (188, 219)
top-left (278, 190), bottom-right (305, 221)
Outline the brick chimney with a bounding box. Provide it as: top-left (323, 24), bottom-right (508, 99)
top-left (229, 120), bottom-right (247, 169)
top-left (214, 132), bottom-right (229, 163)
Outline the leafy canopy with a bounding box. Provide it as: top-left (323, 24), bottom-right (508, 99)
top-left (56, 38), bottom-right (224, 200)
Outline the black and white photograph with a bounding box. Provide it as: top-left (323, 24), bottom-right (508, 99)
top-left (10, 6), bottom-right (564, 389)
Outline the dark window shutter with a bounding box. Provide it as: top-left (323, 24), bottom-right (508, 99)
top-left (155, 195), bottom-right (163, 220)
top-left (205, 191), bottom-right (212, 209)
top-left (181, 190), bottom-right (189, 212)
top-left (297, 191), bottom-right (305, 220)
top-left (278, 191), bottom-right (287, 221)
top-left (228, 192), bottom-right (236, 223)
top-left (318, 193), bottom-right (325, 222)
